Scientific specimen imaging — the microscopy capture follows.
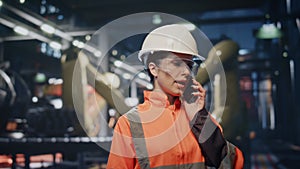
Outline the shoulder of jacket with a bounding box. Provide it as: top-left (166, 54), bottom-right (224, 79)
top-left (124, 106), bottom-right (140, 120)
top-left (115, 107), bottom-right (139, 128)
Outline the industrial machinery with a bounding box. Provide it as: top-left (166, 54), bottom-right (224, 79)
top-left (0, 62), bottom-right (31, 136)
top-left (196, 40), bottom-right (247, 141)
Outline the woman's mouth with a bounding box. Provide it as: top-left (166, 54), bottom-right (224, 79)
top-left (175, 80), bottom-right (186, 89)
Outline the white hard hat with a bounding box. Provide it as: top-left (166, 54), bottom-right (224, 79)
top-left (138, 24), bottom-right (205, 63)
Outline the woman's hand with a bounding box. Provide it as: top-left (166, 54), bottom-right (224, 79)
top-left (182, 79), bottom-right (206, 121)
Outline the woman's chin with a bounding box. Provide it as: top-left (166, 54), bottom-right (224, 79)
top-left (173, 90), bottom-right (183, 97)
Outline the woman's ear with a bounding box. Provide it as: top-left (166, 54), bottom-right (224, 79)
top-left (148, 62), bottom-right (158, 77)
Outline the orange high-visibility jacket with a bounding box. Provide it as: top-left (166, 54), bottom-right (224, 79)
top-left (107, 91), bottom-right (244, 169)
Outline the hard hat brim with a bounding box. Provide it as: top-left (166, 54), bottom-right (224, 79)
top-left (138, 49), bottom-right (206, 63)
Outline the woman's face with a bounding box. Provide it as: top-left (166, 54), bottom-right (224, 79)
top-left (152, 52), bottom-right (194, 97)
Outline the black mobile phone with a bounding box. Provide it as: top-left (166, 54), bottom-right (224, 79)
top-left (183, 76), bottom-right (198, 103)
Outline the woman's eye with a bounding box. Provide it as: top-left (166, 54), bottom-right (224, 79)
top-left (172, 60), bottom-right (182, 66)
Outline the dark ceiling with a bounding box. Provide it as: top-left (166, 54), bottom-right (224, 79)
top-left (3, 0), bottom-right (298, 45)
top-left (51, 0), bottom-right (265, 27)
top-left (1, 0), bottom-right (267, 32)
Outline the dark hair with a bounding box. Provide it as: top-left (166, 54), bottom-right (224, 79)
top-left (143, 51), bottom-right (171, 84)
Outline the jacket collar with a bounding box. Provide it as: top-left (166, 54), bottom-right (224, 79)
top-left (144, 90), bottom-right (181, 109)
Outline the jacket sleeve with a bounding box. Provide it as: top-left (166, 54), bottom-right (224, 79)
top-left (107, 116), bottom-right (136, 169)
top-left (190, 108), bottom-right (227, 168)
top-left (233, 146), bottom-right (244, 169)
top-left (218, 142), bottom-right (244, 169)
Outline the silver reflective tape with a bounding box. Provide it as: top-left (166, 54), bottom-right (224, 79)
top-left (126, 107), bottom-right (150, 169)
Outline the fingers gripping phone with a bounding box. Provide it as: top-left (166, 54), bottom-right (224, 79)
top-left (183, 76), bottom-right (198, 103)
top-left (183, 58), bottom-right (201, 103)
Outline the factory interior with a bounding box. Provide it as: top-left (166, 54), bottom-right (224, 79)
top-left (0, 0), bottom-right (300, 168)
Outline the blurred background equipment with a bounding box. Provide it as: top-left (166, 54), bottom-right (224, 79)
top-left (0, 63), bottom-right (16, 134)
top-left (0, 61), bottom-right (31, 136)
top-left (196, 40), bottom-right (246, 141)
top-left (62, 49), bottom-right (131, 137)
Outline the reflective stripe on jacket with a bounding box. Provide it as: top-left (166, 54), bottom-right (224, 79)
top-left (107, 91), bottom-right (244, 169)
